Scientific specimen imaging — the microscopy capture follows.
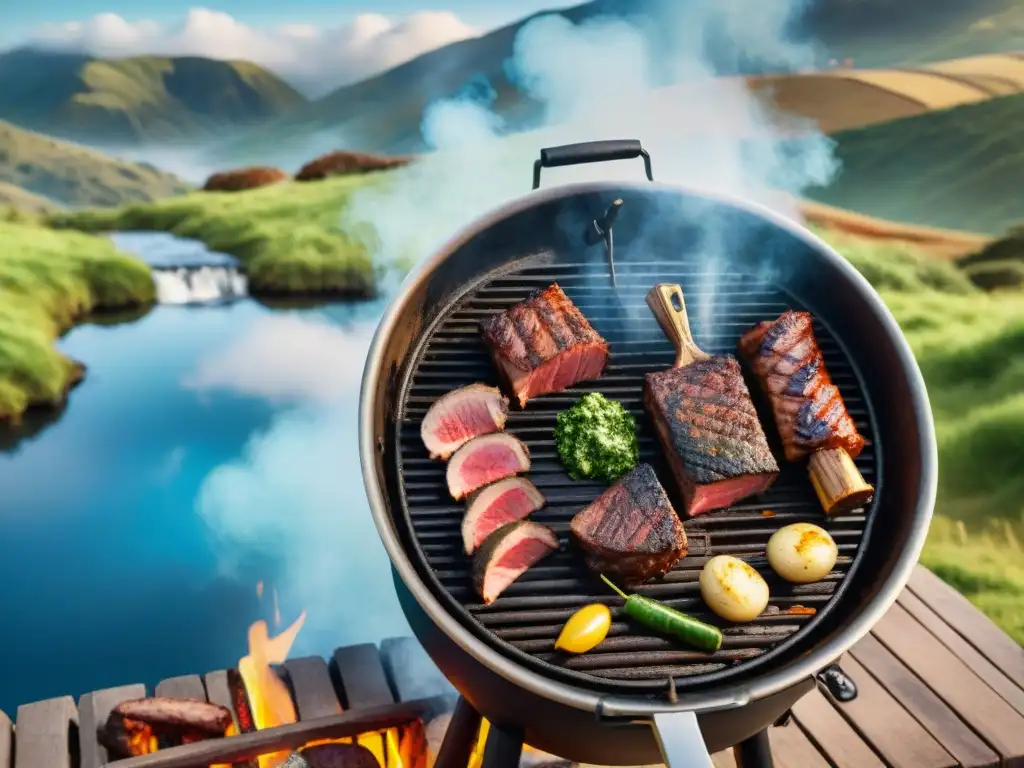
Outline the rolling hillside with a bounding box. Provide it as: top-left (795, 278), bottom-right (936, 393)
top-left (806, 93), bottom-right (1024, 235)
top-left (0, 121), bottom-right (190, 208)
top-left (224, 0), bottom-right (1024, 160)
top-left (0, 48), bottom-right (307, 146)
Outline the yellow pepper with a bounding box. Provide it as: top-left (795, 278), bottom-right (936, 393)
top-left (554, 603), bottom-right (612, 653)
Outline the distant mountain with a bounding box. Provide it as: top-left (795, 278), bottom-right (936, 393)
top-left (806, 93), bottom-right (1024, 235)
top-left (0, 48), bottom-right (307, 146)
top-left (0, 120), bottom-right (190, 208)
top-left (225, 0), bottom-right (1019, 160)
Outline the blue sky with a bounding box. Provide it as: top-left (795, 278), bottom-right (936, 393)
top-left (1, 0), bottom-right (562, 47)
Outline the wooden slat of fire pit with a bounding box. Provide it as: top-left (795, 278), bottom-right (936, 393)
top-left (203, 670), bottom-right (241, 731)
top-left (14, 695), bottom-right (79, 768)
top-left (0, 709), bottom-right (11, 768)
top-left (79, 684), bottom-right (148, 768)
top-left (154, 676), bottom-right (207, 701)
top-left (282, 657), bottom-right (342, 719)
top-left (332, 644), bottom-right (395, 709)
top-left (381, 638), bottom-right (452, 704)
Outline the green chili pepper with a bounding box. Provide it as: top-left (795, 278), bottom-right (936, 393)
top-left (601, 574), bottom-right (723, 653)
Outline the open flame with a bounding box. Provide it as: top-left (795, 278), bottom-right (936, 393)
top-left (237, 585), bottom-right (427, 768)
top-left (238, 610), bottom-right (307, 767)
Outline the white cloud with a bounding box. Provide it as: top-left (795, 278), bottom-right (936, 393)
top-left (29, 7), bottom-right (480, 96)
top-left (183, 313), bottom-right (374, 404)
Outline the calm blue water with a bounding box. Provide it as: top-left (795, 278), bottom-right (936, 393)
top-left (0, 235), bottom-right (414, 714)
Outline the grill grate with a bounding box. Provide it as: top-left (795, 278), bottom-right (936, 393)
top-left (394, 260), bottom-right (879, 694)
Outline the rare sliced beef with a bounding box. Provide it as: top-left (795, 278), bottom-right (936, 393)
top-left (472, 520), bottom-right (559, 604)
top-left (462, 476), bottom-right (546, 555)
top-left (738, 311), bottom-right (864, 462)
top-left (644, 356), bottom-right (779, 517)
top-left (480, 283), bottom-right (609, 407)
top-left (569, 463), bottom-right (687, 586)
top-left (446, 433), bottom-right (531, 500)
top-left (421, 383), bottom-right (509, 460)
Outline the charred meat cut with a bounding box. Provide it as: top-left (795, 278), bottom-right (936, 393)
top-left (738, 311), bottom-right (865, 462)
top-left (462, 476), bottom-right (546, 555)
top-left (644, 356), bottom-right (779, 517)
top-left (111, 698), bottom-right (232, 735)
top-left (100, 697), bottom-right (233, 757)
top-left (472, 520), bottom-right (559, 604)
top-left (446, 433), bottom-right (531, 500)
top-left (569, 463), bottom-right (687, 586)
top-left (421, 383), bottom-right (509, 460)
top-left (480, 283), bottom-right (609, 407)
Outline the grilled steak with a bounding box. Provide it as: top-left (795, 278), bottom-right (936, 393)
top-left (570, 463), bottom-right (687, 586)
top-left (421, 383), bottom-right (509, 460)
top-left (480, 283), bottom-right (609, 407)
top-left (462, 476), bottom-right (546, 555)
top-left (644, 356), bottom-right (779, 517)
top-left (738, 311), bottom-right (864, 462)
top-left (472, 520), bottom-right (559, 604)
top-left (446, 433), bottom-right (531, 500)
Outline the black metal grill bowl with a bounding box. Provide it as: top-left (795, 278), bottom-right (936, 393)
top-left (360, 141), bottom-right (937, 767)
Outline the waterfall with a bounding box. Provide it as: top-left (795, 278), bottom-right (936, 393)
top-left (152, 266), bottom-right (249, 305)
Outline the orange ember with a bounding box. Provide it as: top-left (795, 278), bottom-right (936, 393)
top-left (788, 605), bottom-right (817, 615)
top-left (124, 718), bottom-right (159, 756)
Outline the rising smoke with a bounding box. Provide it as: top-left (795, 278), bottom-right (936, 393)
top-left (342, 0), bottom-right (839, 284)
top-left (195, 0), bottom-right (840, 668)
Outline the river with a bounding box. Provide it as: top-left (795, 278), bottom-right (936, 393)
top-left (0, 232), bottom-right (412, 714)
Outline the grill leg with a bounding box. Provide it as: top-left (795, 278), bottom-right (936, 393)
top-left (434, 696), bottom-right (483, 768)
top-left (482, 721), bottom-right (524, 768)
top-left (732, 729), bottom-right (774, 768)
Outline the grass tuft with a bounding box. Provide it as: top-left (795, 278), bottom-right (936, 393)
top-left (0, 221), bottom-right (154, 420)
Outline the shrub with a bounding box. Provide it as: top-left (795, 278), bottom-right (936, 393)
top-left (964, 260), bottom-right (1024, 291)
top-left (202, 166), bottom-right (288, 192)
top-left (295, 151), bottom-right (413, 182)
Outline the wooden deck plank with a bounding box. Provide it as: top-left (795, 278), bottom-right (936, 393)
top-left (14, 695), bottom-right (79, 768)
top-left (791, 686), bottom-right (885, 768)
top-left (155, 675), bottom-right (207, 701)
top-left (898, 588), bottom-right (1024, 717)
top-left (872, 601), bottom-right (1024, 762)
top-left (78, 683), bottom-right (148, 768)
top-left (0, 710), bottom-right (11, 768)
top-left (908, 566), bottom-right (1024, 692)
top-left (203, 670), bottom-right (241, 731)
top-left (331, 644), bottom-right (395, 709)
top-left (282, 656), bottom-right (343, 720)
top-left (710, 749), bottom-right (736, 768)
top-left (768, 723), bottom-right (830, 768)
top-left (850, 633), bottom-right (1000, 768)
top-left (825, 654), bottom-right (956, 768)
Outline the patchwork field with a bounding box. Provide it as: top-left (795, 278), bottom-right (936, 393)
top-left (742, 52), bottom-right (1024, 134)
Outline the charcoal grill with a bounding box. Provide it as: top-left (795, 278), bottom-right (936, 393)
top-left (360, 141), bottom-right (937, 768)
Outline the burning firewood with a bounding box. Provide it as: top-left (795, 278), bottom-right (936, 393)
top-left (99, 697), bottom-right (233, 758)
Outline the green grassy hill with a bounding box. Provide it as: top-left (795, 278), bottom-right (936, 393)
top-left (0, 48), bottom-right (307, 146)
top-left (808, 93), bottom-right (1024, 235)
top-left (0, 120), bottom-right (190, 208)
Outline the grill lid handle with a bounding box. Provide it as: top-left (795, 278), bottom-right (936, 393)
top-left (532, 139), bottom-right (654, 189)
